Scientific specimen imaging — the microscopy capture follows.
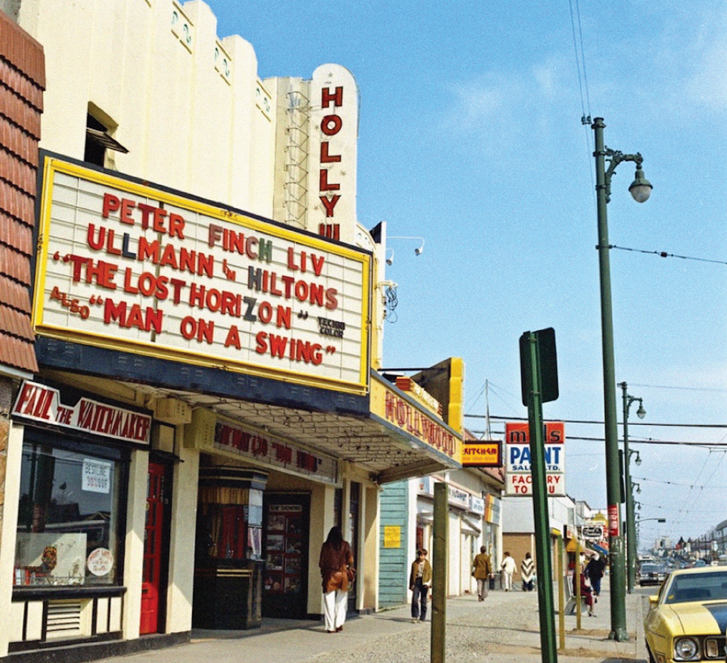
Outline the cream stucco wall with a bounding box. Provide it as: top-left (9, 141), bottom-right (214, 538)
top-left (0, 423), bottom-right (25, 657)
top-left (15, 0), bottom-right (275, 219)
top-left (166, 432), bottom-right (200, 631)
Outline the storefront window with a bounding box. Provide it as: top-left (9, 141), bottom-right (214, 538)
top-left (15, 441), bottom-right (125, 587)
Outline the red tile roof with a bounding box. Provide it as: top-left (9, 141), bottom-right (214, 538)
top-left (0, 12), bottom-right (44, 374)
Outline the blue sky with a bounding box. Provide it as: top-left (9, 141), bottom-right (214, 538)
top-left (209, 1), bottom-right (727, 545)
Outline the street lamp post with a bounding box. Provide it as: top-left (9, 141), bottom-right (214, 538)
top-left (592, 117), bottom-right (652, 642)
top-left (619, 381), bottom-right (645, 594)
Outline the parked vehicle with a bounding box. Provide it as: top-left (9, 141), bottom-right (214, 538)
top-left (639, 563), bottom-right (666, 586)
top-left (644, 567), bottom-right (727, 663)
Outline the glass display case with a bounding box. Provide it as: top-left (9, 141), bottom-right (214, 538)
top-left (193, 466), bottom-right (267, 629)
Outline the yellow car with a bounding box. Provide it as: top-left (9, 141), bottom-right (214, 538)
top-left (644, 566), bottom-right (727, 663)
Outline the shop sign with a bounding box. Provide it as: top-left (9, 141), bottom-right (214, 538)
top-left (416, 477), bottom-right (472, 510)
top-left (418, 476), bottom-right (434, 496)
top-left (582, 523), bottom-right (605, 540)
top-left (469, 495), bottom-right (485, 515)
top-left (484, 493), bottom-right (501, 525)
top-left (608, 504), bottom-right (620, 537)
top-left (213, 419), bottom-right (339, 485)
top-left (34, 157), bottom-right (371, 395)
top-left (461, 441), bottom-right (502, 467)
top-left (504, 421), bottom-right (565, 496)
top-left (12, 380), bottom-right (151, 445)
top-left (370, 378), bottom-right (461, 464)
top-left (384, 526), bottom-right (401, 548)
top-left (448, 485), bottom-right (470, 510)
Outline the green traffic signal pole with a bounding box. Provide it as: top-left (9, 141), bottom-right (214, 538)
top-left (522, 331), bottom-right (558, 663)
top-left (592, 117), bottom-right (650, 642)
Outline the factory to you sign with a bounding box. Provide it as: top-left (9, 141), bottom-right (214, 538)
top-left (33, 157), bottom-right (371, 394)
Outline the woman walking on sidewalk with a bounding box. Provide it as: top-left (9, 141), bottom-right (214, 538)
top-left (472, 546), bottom-right (492, 601)
top-left (501, 552), bottom-right (517, 591)
top-left (319, 526), bottom-right (354, 633)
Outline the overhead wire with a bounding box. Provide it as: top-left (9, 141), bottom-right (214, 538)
top-left (609, 245), bottom-right (727, 266)
top-left (466, 413), bottom-right (727, 429)
top-left (568, 0), bottom-right (596, 206)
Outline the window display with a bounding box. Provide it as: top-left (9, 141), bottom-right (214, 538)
top-left (264, 504), bottom-right (303, 595)
top-left (15, 442), bottom-right (125, 586)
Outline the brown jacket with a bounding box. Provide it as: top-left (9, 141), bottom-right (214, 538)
top-left (472, 552), bottom-right (492, 579)
top-left (319, 540), bottom-right (354, 593)
top-left (409, 558), bottom-right (433, 589)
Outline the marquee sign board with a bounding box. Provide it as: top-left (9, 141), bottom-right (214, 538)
top-left (33, 157), bottom-right (371, 395)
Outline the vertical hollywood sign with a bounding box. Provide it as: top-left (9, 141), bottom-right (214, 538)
top-left (319, 85), bottom-right (342, 240)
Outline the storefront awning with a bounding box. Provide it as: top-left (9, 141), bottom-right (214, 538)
top-left (44, 358), bottom-right (461, 486)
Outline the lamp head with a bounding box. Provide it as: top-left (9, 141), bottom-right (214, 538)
top-left (629, 165), bottom-right (652, 203)
top-left (635, 451), bottom-right (642, 466)
top-left (414, 239), bottom-right (425, 256)
top-left (385, 248), bottom-right (394, 266)
top-left (636, 402), bottom-right (646, 419)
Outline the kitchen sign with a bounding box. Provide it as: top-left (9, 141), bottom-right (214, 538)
top-left (33, 157), bottom-right (371, 395)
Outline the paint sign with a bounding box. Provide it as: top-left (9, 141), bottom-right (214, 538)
top-left (34, 157), bottom-right (371, 395)
top-left (504, 422), bottom-right (566, 496)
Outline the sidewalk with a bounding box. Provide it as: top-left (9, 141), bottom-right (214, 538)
top-left (95, 586), bottom-right (647, 663)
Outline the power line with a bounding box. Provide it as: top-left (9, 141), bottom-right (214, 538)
top-left (467, 431), bottom-right (725, 448)
top-left (466, 414), bottom-right (727, 428)
top-left (630, 383), bottom-right (727, 394)
top-left (609, 244), bottom-right (727, 266)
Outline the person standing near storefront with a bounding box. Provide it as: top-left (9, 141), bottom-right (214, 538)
top-left (409, 549), bottom-right (432, 623)
top-left (472, 546), bottom-right (492, 601)
top-left (501, 551), bottom-right (517, 591)
top-left (585, 552), bottom-right (606, 597)
top-left (520, 552), bottom-right (535, 591)
top-left (319, 526), bottom-right (354, 633)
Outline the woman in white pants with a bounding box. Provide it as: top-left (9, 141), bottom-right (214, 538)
top-left (501, 551), bottom-right (517, 591)
top-left (319, 526), bottom-right (354, 633)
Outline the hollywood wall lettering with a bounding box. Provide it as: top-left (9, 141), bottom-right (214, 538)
top-left (383, 392), bottom-right (457, 459)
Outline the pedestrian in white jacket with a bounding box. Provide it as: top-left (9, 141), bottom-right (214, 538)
top-left (501, 551), bottom-right (517, 591)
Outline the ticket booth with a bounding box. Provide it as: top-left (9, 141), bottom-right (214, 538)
top-left (192, 467), bottom-right (267, 630)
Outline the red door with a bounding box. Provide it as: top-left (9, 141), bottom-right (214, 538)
top-left (140, 462), bottom-right (165, 634)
